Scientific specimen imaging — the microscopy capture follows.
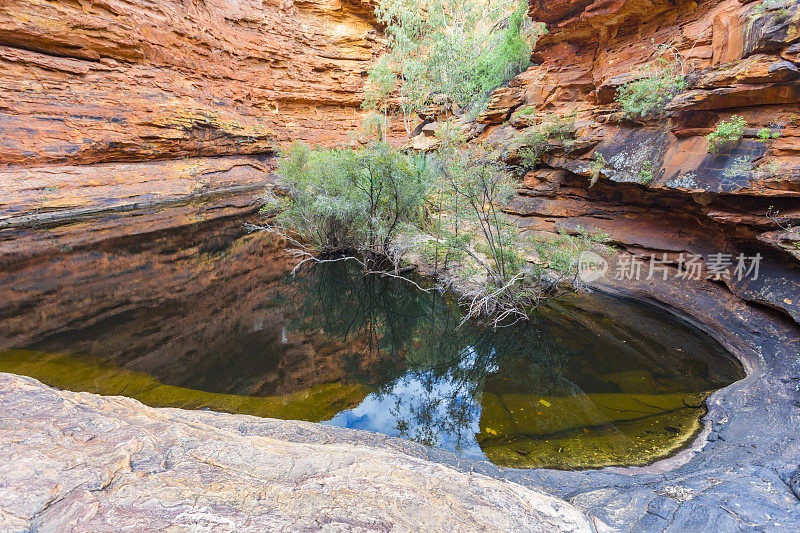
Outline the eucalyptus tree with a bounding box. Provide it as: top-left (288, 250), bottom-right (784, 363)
top-left (368, 0), bottom-right (541, 135)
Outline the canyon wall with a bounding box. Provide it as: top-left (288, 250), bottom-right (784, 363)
top-left (1, 0), bottom-right (798, 324)
top-left (0, 0), bottom-right (385, 257)
top-left (466, 0), bottom-right (800, 324)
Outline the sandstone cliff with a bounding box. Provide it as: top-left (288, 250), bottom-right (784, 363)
top-left (0, 0), bottom-right (385, 256)
top-left (465, 0), bottom-right (800, 324)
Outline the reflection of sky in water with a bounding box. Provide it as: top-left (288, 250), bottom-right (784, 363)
top-left (322, 345), bottom-right (498, 460)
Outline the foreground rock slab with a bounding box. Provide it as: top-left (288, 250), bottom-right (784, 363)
top-left (0, 373), bottom-right (593, 532)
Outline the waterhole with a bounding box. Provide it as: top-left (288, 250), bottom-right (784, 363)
top-left (0, 217), bottom-right (743, 469)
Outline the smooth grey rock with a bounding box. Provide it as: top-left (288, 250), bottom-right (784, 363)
top-left (0, 373), bottom-right (593, 532)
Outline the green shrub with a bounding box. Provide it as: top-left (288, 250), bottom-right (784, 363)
top-left (723, 156), bottom-right (753, 178)
top-left (756, 127), bottom-right (779, 141)
top-left (535, 227), bottom-right (611, 278)
top-left (267, 137), bottom-right (617, 327)
top-left (429, 141), bottom-right (523, 286)
top-left (639, 161), bottom-right (654, 184)
top-left (272, 142), bottom-right (430, 256)
top-left (417, 237), bottom-right (466, 267)
top-left (513, 113), bottom-right (576, 171)
top-left (515, 130), bottom-right (549, 170)
top-left (466, 7), bottom-right (541, 100)
top-left (361, 112), bottom-right (386, 142)
top-left (372, 0), bottom-right (544, 133)
top-left (707, 115), bottom-right (747, 153)
top-left (589, 152), bottom-right (606, 187)
top-left (615, 60), bottom-right (686, 119)
top-left (751, 0), bottom-right (792, 19)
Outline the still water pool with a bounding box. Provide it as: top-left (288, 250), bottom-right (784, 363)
top-left (0, 218), bottom-right (743, 469)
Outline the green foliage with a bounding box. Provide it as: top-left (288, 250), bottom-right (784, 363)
top-left (615, 59), bottom-right (686, 119)
top-left (371, 0), bottom-right (543, 133)
top-left (516, 130), bottom-right (548, 170)
top-left (361, 111), bottom-right (386, 142)
top-left (517, 105), bottom-right (537, 116)
top-left (517, 145), bottom-right (543, 171)
top-left (707, 115), bottom-right (747, 153)
top-left (513, 113), bottom-right (576, 172)
top-left (466, 7), bottom-right (542, 100)
top-left (362, 57), bottom-right (396, 140)
top-left (724, 156), bottom-right (783, 178)
top-left (756, 127), bottom-right (780, 141)
top-left (750, 0), bottom-right (792, 19)
top-left (639, 161), bottom-right (654, 184)
top-left (418, 238), bottom-right (466, 266)
top-left (362, 57), bottom-right (396, 112)
top-left (723, 156), bottom-right (753, 178)
top-left (589, 152), bottom-right (606, 187)
top-left (535, 227), bottom-right (611, 278)
top-left (269, 137), bottom-right (617, 326)
top-left (427, 138), bottom-right (523, 285)
top-left (272, 142), bottom-right (430, 256)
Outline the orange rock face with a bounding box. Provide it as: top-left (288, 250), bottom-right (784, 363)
top-left (0, 0), bottom-right (387, 249)
top-left (477, 0), bottom-right (800, 323)
top-left (0, 0), bottom-right (384, 166)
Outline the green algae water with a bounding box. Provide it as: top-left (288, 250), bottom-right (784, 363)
top-left (0, 217), bottom-right (743, 469)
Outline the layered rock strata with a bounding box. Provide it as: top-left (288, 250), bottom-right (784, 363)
top-left (451, 0), bottom-right (800, 324)
top-left (0, 0), bottom-right (387, 252)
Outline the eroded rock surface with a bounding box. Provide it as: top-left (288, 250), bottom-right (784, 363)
top-left (0, 0), bottom-right (384, 166)
top-left (0, 0), bottom-right (390, 251)
top-left (0, 373), bottom-right (594, 532)
top-left (466, 0), bottom-right (800, 325)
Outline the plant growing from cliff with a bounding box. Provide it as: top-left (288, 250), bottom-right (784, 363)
top-left (466, 8), bottom-right (543, 101)
top-left (515, 129), bottom-right (549, 170)
top-left (639, 161), bottom-right (654, 184)
top-left (517, 105), bottom-right (536, 116)
top-left (767, 205), bottom-right (796, 232)
top-left (750, 0), bottom-right (792, 20)
top-left (615, 58), bottom-right (686, 119)
top-left (707, 115), bottom-right (747, 153)
top-left (723, 156), bottom-right (754, 178)
top-left (588, 152), bottom-right (606, 187)
top-left (370, 0), bottom-right (541, 132)
top-left (756, 127), bottom-right (780, 141)
top-left (512, 113), bottom-right (576, 171)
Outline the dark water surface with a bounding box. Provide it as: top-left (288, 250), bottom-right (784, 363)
top-left (0, 217), bottom-right (744, 469)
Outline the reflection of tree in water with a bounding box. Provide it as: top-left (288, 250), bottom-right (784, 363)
top-left (285, 261), bottom-right (571, 451)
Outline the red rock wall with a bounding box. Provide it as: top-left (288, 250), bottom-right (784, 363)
top-left (0, 0), bottom-right (383, 166)
top-left (476, 0), bottom-right (800, 323)
top-left (0, 0), bottom-right (386, 254)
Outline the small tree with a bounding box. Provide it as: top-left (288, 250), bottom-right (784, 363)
top-left (616, 57), bottom-right (686, 119)
top-left (371, 0), bottom-right (540, 132)
top-left (707, 115), bottom-right (747, 153)
top-left (414, 124), bottom-right (611, 326)
top-left (261, 142), bottom-right (430, 269)
top-left (362, 57), bottom-right (396, 141)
